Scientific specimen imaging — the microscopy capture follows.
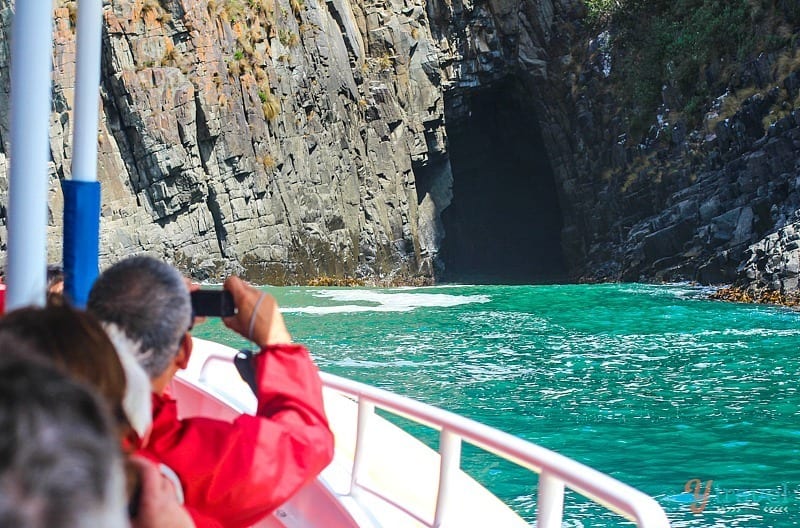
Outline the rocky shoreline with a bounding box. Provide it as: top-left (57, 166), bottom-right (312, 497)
top-left (304, 274), bottom-right (434, 288)
top-left (237, 274), bottom-right (800, 311)
top-left (710, 285), bottom-right (800, 307)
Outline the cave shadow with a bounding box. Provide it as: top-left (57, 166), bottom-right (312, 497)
top-left (439, 80), bottom-right (567, 284)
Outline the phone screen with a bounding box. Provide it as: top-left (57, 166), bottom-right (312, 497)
top-left (190, 290), bottom-right (236, 317)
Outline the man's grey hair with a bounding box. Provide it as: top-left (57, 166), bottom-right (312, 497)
top-left (87, 255), bottom-right (192, 379)
top-left (0, 348), bottom-right (127, 528)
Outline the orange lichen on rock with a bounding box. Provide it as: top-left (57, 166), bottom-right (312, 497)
top-left (710, 286), bottom-right (800, 307)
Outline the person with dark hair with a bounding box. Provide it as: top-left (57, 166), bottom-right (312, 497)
top-left (0, 303), bottom-right (151, 443)
top-left (0, 350), bottom-right (128, 528)
top-left (87, 255), bottom-right (333, 528)
top-left (46, 264), bottom-right (64, 294)
top-left (0, 304), bottom-right (196, 528)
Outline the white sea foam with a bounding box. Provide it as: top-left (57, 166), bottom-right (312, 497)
top-left (281, 289), bottom-right (491, 314)
top-left (701, 328), bottom-right (800, 337)
top-left (618, 282), bottom-right (709, 300)
top-left (282, 304), bottom-right (411, 314)
top-left (387, 283), bottom-right (479, 291)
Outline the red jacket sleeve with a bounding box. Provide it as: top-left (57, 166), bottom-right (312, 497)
top-left (186, 506), bottom-right (224, 528)
top-left (144, 344), bottom-right (334, 528)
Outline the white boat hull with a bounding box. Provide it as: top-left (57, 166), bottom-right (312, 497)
top-left (176, 338), bottom-right (528, 527)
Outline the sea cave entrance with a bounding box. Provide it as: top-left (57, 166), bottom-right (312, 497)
top-left (438, 81), bottom-right (566, 284)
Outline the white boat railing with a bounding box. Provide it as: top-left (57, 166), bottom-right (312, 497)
top-left (319, 372), bottom-right (671, 528)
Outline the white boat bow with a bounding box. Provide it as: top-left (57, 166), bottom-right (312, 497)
top-left (175, 338), bottom-right (671, 528)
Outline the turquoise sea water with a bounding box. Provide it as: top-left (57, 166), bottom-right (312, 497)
top-left (193, 283), bottom-right (800, 527)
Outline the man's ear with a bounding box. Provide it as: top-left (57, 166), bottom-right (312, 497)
top-left (175, 333), bottom-right (193, 370)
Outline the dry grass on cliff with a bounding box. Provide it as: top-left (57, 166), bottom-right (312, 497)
top-left (762, 90), bottom-right (800, 129)
top-left (289, 0), bottom-right (305, 16)
top-left (775, 46), bottom-right (800, 78)
top-left (248, 0), bottom-right (275, 14)
top-left (259, 88), bottom-right (280, 120)
top-left (140, 0), bottom-right (171, 24)
top-left (259, 155), bottom-right (277, 171)
top-left (222, 0), bottom-right (246, 23)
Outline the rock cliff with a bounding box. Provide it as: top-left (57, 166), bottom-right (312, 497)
top-left (546, 2), bottom-right (800, 300)
top-left (0, 0), bottom-right (450, 283)
top-left (0, 0), bottom-right (798, 294)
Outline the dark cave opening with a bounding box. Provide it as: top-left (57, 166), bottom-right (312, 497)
top-left (439, 81), bottom-right (567, 284)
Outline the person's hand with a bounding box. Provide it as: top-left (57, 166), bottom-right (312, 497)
top-left (128, 455), bottom-right (195, 528)
top-left (222, 276), bottom-right (291, 348)
top-left (183, 277), bottom-right (201, 294)
top-left (183, 277), bottom-right (206, 328)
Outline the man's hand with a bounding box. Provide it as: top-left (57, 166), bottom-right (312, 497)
top-left (222, 276), bottom-right (292, 348)
top-left (183, 278), bottom-right (207, 329)
top-left (129, 455), bottom-right (195, 528)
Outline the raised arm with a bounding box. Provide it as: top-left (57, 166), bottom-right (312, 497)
top-left (145, 277), bottom-right (333, 528)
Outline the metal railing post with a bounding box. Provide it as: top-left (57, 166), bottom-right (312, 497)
top-left (433, 428), bottom-right (462, 527)
top-left (536, 471), bottom-right (565, 528)
top-left (181, 351), bottom-right (672, 528)
top-left (350, 398), bottom-right (374, 494)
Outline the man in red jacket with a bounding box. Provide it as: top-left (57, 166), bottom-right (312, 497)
top-left (87, 256), bottom-right (334, 528)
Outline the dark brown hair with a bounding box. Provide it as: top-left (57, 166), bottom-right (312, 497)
top-left (0, 303), bottom-right (128, 432)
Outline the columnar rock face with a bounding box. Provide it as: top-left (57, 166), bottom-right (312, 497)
top-left (0, 0), bottom-right (798, 293)
top-left (0, 0), bottom-right (576, 284)
top-left (0, 0), bottom-right (453, 283)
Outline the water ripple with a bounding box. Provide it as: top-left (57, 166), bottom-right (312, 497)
top-left (194, 283), bottom-right (800, 527)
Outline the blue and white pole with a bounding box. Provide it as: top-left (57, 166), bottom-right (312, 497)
top-left (64, 0), bottom-right (103, 307)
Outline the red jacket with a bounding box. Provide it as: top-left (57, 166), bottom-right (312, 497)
top-left (142, 343), bottom-right (334, 528)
